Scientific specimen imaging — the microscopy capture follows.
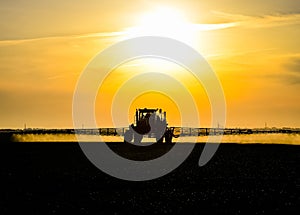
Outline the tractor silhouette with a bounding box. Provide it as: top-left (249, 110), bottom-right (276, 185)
top-left (124, 108), bottom-right (176, 144)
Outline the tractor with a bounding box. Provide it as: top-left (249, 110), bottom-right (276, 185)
top-left (124, 108), bottom-right (176, 144)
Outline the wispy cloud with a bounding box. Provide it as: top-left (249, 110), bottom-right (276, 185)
top-left (125, 21), bottom-right (237, 36)
top-left (280, 56), bottom-right (300, 85)
top-left (47, 75), bottom-right (65, 80)
top-left (0, 19), bottom-right (239, 47)
top-left (213, 11), bottom-right (300, 28)
top-left (0, 31), bottom-right (124, 47)
top-left (284, 75), bottom-right (300, 85)
top-left (284, 57), bottom-right (300, 74)
top-left (192, 22), bottom-right (237, 31)
top-left (206, 48), bottom-right (277, 59)
top-left (264, 54), bottom-right (300, 85)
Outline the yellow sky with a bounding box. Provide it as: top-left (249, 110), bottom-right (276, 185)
top-left (0, 0), bottom-right (299, 128)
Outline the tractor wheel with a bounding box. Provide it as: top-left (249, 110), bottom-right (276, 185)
top-left (156, 137), bottom-right (164, 144)
top-left (124, 129), bottom-right (133, 143)
top-left (134, 133), bottom-right (143, 144)
top-left (164, 130), bottom-right (173, 144)
top-left (155, 132), bottom-right (164, 144)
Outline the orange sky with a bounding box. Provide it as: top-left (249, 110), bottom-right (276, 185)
top-left (0, 0), bottom-right (299, 128)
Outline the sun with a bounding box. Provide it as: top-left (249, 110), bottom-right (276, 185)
top-left (125, 7), bottom-right (196, 46)
top-left (139, 7), bottom-right (187, 30)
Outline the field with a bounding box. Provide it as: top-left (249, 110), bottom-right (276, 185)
top-left (0, 141), bottom-right (299, 214)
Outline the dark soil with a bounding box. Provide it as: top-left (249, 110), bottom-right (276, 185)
top-left (0, 141), bottom-right (299, 214)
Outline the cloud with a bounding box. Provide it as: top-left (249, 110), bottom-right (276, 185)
top-left (0, 31), bottom-right (124, 47)
top-left (0, 16), bottom-right (246, 48)
top-left (213, 11), bottom-right (300, 28)
top-left (285, 76), bottom-right (300, 85)
top-left (206, 48), bottom-right (277, 59)
top-left (285, 57), bottom-right (300, 74)
top-left (280, 56), bottom-right (300, 85)
top-left (192, 22), bottom-right (237, 31)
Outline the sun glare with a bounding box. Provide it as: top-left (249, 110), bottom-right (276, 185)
top-left (139, 7), bottom-right (187, 29)
top-left (126, 7), bottom-right (197, 46)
